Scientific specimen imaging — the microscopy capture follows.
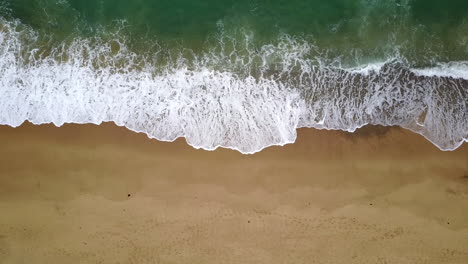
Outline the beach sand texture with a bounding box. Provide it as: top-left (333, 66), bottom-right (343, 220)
top-left (0, 123), bottom-right (467, 263)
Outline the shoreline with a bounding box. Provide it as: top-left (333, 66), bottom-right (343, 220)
top-left (3, 117), bottom-right (468, 154)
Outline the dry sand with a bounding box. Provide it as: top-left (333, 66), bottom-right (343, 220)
top-left (0, 122), bottom-right (467, 264)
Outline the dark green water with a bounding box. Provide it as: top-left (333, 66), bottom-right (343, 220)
top-left (0, 0), bottom-right (467, 153)
top-left (3, 0), bottom-right (468, 65)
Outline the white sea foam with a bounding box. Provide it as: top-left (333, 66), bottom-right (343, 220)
top-left (345, 61), bottom-right (388, 76)
top-left (413, 61), bottom-right (468, 80)
top-left (0, 18), bottom-right (466, 153)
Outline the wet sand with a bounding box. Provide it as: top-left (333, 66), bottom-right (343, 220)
top-left (0, 122), bottom-right (467, 264)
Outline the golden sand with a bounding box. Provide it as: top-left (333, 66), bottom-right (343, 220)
top-left (0, 123), bottom-right (467, 263)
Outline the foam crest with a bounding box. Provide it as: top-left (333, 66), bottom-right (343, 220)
top-left (0, 18), bottom-right (466, 153)
top-left (413, 62), bottom-right (468, 80)
top-left (345, 62), bottom-right (388, 76)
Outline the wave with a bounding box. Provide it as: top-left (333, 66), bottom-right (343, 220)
top-left (0, 18), bottom-right (466, 153)
top-left (413, 61), bottom-right (468, 80)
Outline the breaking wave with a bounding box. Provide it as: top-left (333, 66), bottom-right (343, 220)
top-left (0, 18), bottom-right (466, 153)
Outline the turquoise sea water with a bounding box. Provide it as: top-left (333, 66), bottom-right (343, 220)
top-left (0, 0), bottom-right (467, 153)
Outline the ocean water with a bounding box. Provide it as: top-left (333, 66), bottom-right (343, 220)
top-left (0, 0), bottom-right (467, 153)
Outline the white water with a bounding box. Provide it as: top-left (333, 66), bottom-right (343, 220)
top-left (413, 61), bottom-right (468, 80)
top-left (1, 19), bottom-right (466, 153)
top-left (345, 62), bottom-right (388, 76)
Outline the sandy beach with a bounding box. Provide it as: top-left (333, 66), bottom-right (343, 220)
top-left (0, 122), bottom-right (467, 264)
